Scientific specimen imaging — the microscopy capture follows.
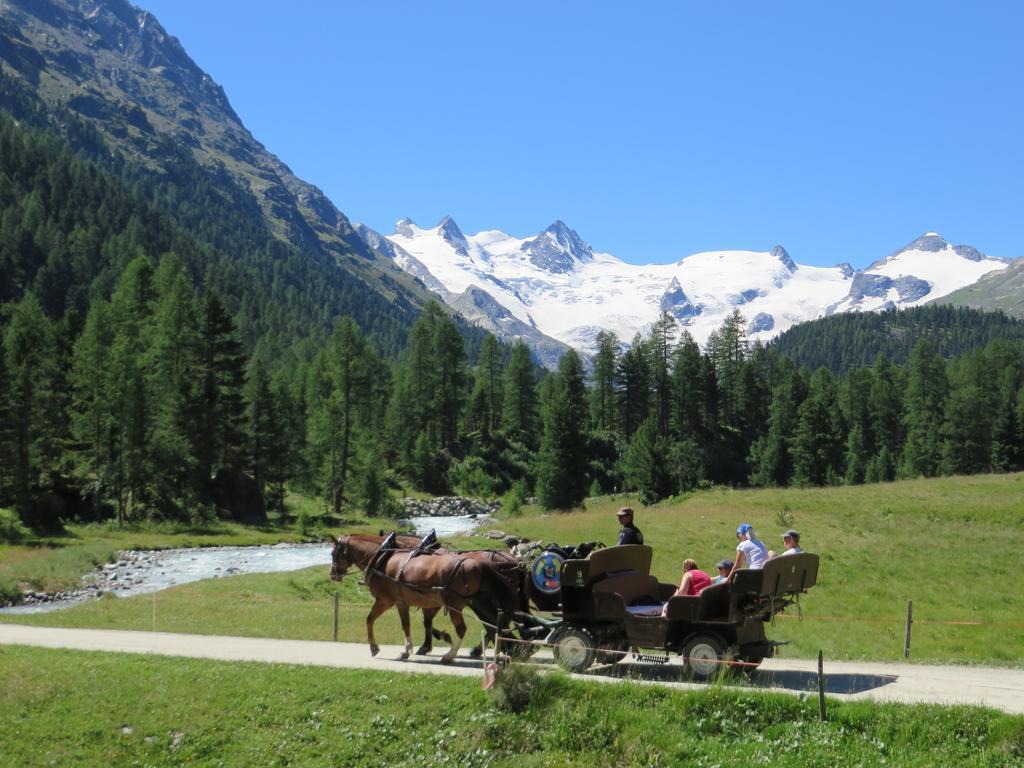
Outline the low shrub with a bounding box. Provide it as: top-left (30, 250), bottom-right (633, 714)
top-left (486, 661), bottom-right (542, 713)
top-left (0, 508), bottom-right (30, 544)
top-left (0, 577), bottom-right (22, 605)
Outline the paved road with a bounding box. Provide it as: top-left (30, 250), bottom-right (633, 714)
top-left (2, 623), bottom-right (1022, 714)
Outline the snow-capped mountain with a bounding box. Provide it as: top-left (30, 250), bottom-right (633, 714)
top-left (358, 218), bottom-right (1009, 366)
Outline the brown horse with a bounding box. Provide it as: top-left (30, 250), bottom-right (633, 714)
top-left (360, 532), bottom-right (528, 656)
top-left (330, 533), bottom-right (519, 662)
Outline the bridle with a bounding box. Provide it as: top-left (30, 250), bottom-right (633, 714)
top-left (331, 536), bottom-right (354, 580)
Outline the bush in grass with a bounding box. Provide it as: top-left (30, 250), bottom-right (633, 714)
top-left (0, 578), bottom-right (21, 605)
top-left (295, 510), bottom-right (311, 537)
top-left (501, 479), bottom-right (527, 518)
top-left (448, 455), bottom-right (499, 499)
top-left (0, 508), bottom-right (30, 543)
top-left (487, 662), bottom-right (542, 713)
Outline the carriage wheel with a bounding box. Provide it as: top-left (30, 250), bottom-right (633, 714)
top-left (552, 627), bottom-right (596, 673)
top-left (682, 634), bottom-right (727, 681)
top-left (595, 638), bottom-right (629, 665)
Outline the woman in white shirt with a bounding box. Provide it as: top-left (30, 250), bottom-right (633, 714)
top-left (727, 523), bottom-right (768, 579)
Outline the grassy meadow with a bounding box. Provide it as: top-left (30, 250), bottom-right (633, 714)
top-left (2, 474), bottom-right (1023, 665)
top-left (1, 645), bottom-right (1022, 767)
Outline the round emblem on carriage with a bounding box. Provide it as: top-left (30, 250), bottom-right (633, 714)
top-left (530, 552), bottom-right (565, 594)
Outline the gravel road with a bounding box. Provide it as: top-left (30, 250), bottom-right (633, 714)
top-left (2, 623), bottom-right (1021, 714)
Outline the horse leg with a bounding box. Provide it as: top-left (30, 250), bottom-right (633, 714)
top-left (440, 607), bottom-right (467, 664)
top-left (396, 603), bottom-right (414, 660)
top-left (366, 597), bottom-right (392, 657)
top-left (417, 607), bottom-right (439, 655)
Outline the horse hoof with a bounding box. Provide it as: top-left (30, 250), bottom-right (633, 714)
top-left (415, 646), bottom-right (431, 656)
top-left (399, 651), bottom-right (409, 661)
top-left (439, 655), bottom-right (455, 665)
top-left (370, 645), bottom-right (380, 657)
top-left (468, 646), bottom-right (483, 659)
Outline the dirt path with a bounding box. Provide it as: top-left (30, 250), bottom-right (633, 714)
top-left (2, 623), bottom-right (1022, 715)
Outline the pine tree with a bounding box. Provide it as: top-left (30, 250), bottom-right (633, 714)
top-left (465, 334), bottom-right (504, 439)
top-left (648, 312), bottom-right (677, 437)
top-left (669, 330), bottom-right (704, 440)
top-left (589, 330), bottom-right (619, 433)
top-left (939, 384), bottom-right (990, 475)
top-left (3, 292), bottom-right (58, 528)
top-left (616, 334), bottom-right (651, 439)
top-left (536, 349), bottom-right (590, 510)
top-left (900, 340), bottom-right (947, 478)
top-left (706, 309), bottom-right (748, 429)
top-left (145, 258), bottom-right (201, 513)
top-left (196, 291), bottom-right (247, 487)
top-left (245, 358), bottom-right (275, 497)
top-left (502, 340), bottom-right (539, 449)
top-left (791, 367), bottom-right (845, 486)
top-left (0, 340), bottom-right (13, 503)
top-left (622, 416), bottom-right (674, 505)
top-left (70, 300), bottom-right (114, 513)
top-left (749, 363), bottom-right (806, 487)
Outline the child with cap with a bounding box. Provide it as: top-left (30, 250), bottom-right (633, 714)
top-left (713, 559), bottom-right (733, 584)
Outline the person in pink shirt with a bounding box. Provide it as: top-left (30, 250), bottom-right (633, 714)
top-left (662, 559), bottom-right (711, 615)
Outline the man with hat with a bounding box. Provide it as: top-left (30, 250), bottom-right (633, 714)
top-left (616, 507), bottom-right (644, 545)
top-left (780, 529), bottom-right (803, 556)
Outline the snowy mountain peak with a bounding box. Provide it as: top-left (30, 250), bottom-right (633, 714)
top-left (771, 245), bottom-right (797, 272)
top-left (520, 220), bottom-right (593, 274)
top-left (382, 217), bottom-right (1009, 365)
top-left (436, 215), bottom-right (468, 252)
top-left (394, 217), bottom-right (417, 237)
top-left (902, 232), bottom-right (949, 254)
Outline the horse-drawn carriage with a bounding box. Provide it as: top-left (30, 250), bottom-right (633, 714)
top-left (543, 544), bottom-right (819, 677)
top-left (331, 532), bottom-right (818, 679)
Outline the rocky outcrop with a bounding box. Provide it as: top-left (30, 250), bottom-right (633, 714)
top-left (520, 220), bottom-right (593, 274)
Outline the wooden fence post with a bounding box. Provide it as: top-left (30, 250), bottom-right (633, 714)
top-left (333, 591), bottom-right (339, 642)
top-left (903, 599), bottom-right (913, 659)
top-left (817, 650), bottom-right (827, 722)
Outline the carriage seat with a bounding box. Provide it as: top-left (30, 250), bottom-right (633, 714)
top-left (730, 553), bottom-right (820, 597)
top-left (592, 573), bottom-right (665, 619)
top-left (561, 545), bottom-right (654, 590)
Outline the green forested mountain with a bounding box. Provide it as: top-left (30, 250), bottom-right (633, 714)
top-left (769, 305), bottom-right (1024, 373)
top-left (0, 0), bottom-right (440, 356)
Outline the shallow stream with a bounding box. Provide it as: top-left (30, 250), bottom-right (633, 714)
top-left (0, 514), bottom-right (486, 615)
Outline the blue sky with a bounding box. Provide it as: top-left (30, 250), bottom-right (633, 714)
top-left (138, 1), bottom-right (1024, 268)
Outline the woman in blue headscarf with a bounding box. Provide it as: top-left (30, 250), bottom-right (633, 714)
top-left (726, 523), bottom-right (768, 580)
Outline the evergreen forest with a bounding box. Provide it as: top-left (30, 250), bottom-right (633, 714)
top-left (3, 105), bottom-right (1024, 534)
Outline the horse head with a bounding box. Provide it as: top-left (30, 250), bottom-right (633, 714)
top-left (330, 535), bottom-right (351, 581)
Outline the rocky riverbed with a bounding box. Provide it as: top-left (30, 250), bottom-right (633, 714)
top-left (2, 505), bottom-right (491, 614)
top-left (399, 496), bottom-right (501, 518)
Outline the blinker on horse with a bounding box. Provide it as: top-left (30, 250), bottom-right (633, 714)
top-left (330, 533), bottom-right (518, 662)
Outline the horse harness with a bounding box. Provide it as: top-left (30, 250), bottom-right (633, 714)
top-left (364, 537), bottom-right (475, 610)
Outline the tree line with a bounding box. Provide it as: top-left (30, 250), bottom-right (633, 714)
top-left (4, 257), bottom-right (1024, 531)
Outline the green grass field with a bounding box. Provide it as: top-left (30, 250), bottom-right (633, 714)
top-left (1, 645), bottom-right (1021, 767)
top-left (2, 474), bottom-right (1023, 665)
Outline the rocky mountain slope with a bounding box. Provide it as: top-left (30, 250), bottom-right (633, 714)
top-left (0, 0), bottom-right (433, 327)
